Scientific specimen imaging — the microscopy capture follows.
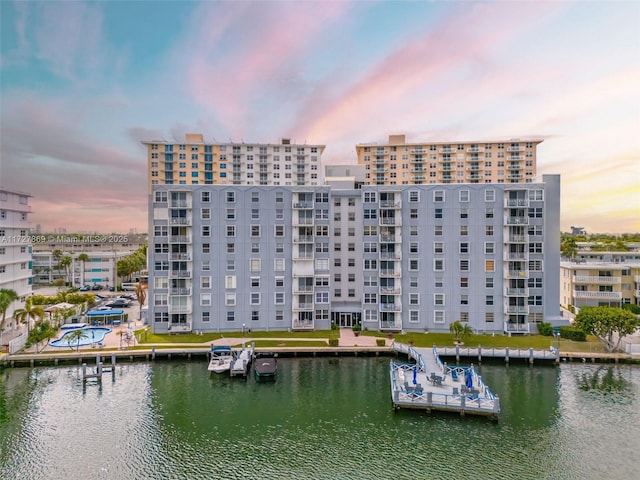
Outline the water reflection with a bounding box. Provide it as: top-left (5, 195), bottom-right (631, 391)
top-left (577, 366), bottom-right (631, 393)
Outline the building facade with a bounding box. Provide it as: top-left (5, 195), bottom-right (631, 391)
top-left (142, 133), bottom-right (326, 192)
top-left (31, 234), bottom-right (147, 288)
top-left (148, 175), bottom-right (561, 335)
top-left (560, 262), bottom-right (640, 308)
top-left (355, 134), bottom-right (542, 185)
top-left (0, 189), bottom-right (33, 333)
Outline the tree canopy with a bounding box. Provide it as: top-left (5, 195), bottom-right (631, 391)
top-left (574, 306), bottom-right (638, 352)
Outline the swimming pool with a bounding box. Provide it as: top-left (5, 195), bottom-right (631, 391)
top-left (50, 327), bottom-right (112, 348)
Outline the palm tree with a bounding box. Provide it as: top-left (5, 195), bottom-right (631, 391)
top-left (0, 288), bottom-right (19, 342)
top-left (28, 320), bottom-right (57, 353)
top-left (14, 298), bottom-right (45, 337)
top-left (450, 320), bottom-right (473, 345)
top-left (66, 329), bottom-right (89, 352)
top-left (134, 283), bottom-right (147, 323)
top-left (77, 253), bottom-right (90, 287)
top-left (58, 255), bottom-right (73, 286)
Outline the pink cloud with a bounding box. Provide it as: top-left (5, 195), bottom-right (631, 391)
top-left (184, 1), bottom-right (353, 137)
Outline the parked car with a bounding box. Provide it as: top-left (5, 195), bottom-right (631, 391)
top-left (106, 300), bottom-right (130, 308)
top-left (94, 294), bottom-right (106, 300)
top-left (79, 285), bottom-right (90, 292)
top-left (91, 284), bottom-right (102, 291)
top-left (96, 306), bottom-right (112, 311)
top-left (120, 294), bottom-right (136, 301)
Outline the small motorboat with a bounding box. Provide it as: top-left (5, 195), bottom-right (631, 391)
top-left (254, 353), bottom-right (277, 382)
top-left (208, 346), bottom-right (233, 373)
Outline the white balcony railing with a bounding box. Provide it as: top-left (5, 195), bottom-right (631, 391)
top-left (503, 321), bottom-right (530, 333)
top-left (574, 276), bottom-right (621, 284)
top-left (573, 291), bottom-right (622, 299)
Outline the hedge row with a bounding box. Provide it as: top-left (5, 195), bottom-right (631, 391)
top-left (559, 326), bottom-right (586, 342)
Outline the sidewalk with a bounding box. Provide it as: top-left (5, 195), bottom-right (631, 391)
top-left (339, 328), bottom-right (384, 347)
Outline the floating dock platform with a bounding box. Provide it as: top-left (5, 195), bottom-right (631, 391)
top-left (391, 343), bottom-right (500, 419)
top-left (230, 343), bottom-right (254, 377)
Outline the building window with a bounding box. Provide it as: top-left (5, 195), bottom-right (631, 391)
top-left (486, 295), bottom-right (494, 306)
top-left (227, 225), bottom-right (236, 237)
top-left (485, 226), bottom-right (494, 236)
top-left (434, 259), bottom-right (444, 271)
top-left (250, 259), bottom-right (261, 272)
top-left (275, 225), bottom-right (285, 237)
top-left (459, 260), bottom-right (469, 272)
top-left (410, 293), bottom-right (419, 305)
top-left (409, 259), bottom-right (419, 271)
top-left (485, 190), bottom-right (495, 202)
top-left (434, 294), bottom-right (445, 306)
top-left (459, 242), bottom-right (469, 254)
top-left (434, 225), bottom-right (443, 236)
top-left (460, 277), bottom-right (468, 288)
top-left (485, 242), bottom-right (495, 254)
top-left (434, 311), bottom-right (445, 324)
top-left (459, 190), bottom-right (470, 202)
top-left (485, 277), bottom-right (494, 288)
top-left (225, 293), bottom-right (236, 306)
top-left (250, 292), bottom-right (261, 305)
top-left (227, 311), bottom-right (235, 322)
top-left (434, 190), bottom-right (444, 202)
top-left (435, 208), bottom-right (443, 219)
top-left (201, 294), bottom-right (211, 306)
top-left (251, 225), bottom-right (261, 237)
top-left (485, 260), bottom-right (495, 272)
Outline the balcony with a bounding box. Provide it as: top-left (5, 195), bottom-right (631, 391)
top-left (635, 276), bottom-right (640, 283)
top-left (506, 217), bottom-right (529, 225)
top-left (293, 252), bottom-right (314, 261)
top-left (507, 146), bottom-right (525, 152)
top-left (170, 270), bottom-right (192, 278)
top-left (379, 251), bottom-right (401, 260)
top-left (507, 173), bottom-right (524, 180)
top-left (503, 322), bottom-right (530, 333)
top-left (509, 155), bottom-right (525, 161)
top-left (410, 157), bottom-right (425, 163)
top-left (507, 164), bottom-right (522, 170)
top-left (573, 291), bottom-right (622, 300)
top-left (379, 217), bottom-right (399, 226)
top-left (379, 200), bottom-right (401, 208)
top-left (414, 175), bottom-right (425, 182)
top-left (379, 234), bottom-right (398, 243)
top-left (168, 304), bottom-right (192, 314)
top-left (380, 303), bottom-right (402, 312)
top-left (293, 201), bottom-right (314, 209)
top-left (574, 276), bottom-right (621, 284)
top-left (467, 174), bottom-right (483, 181)
top-left (170, 253), bottom-right (191, 261)
top-left (506, 305), bottom-right (529, 314)
top-left (293, 284), bottom-right (314, 294)
top-left (413, 167), bottom-right (426, 172)
top-left (293, 218), bottom-right (314, 226)
top-left (169, 235), bottom-right (191, 243)
top-left (505, 199), bottom-right (528, 207)
top-left (293, 303), bottom-right (314, 311)
top-left (439, 147), bottom-right (455, 153)
top-left (505, 252), bottom-right (527, 261)
top-left (438, 157), bottom-right (453, 163)
top-left (466, 165), bottom-right (482, 171)
top-left (411, 148), bottom-right (427, 154)
top-left (373, 167), bottom-right (387, 173)
top-left (380, 269), bottom-right (401, 278)
top-left (170, 287), bottom-right (191, 295)
top-left (506, 288), bottom-right (527, 296)
top-left (380, 286), bottom-right (402, 295)
top-left (439, 166), bottom-right (454, 172)
top-left (635, 290), bottom-right (640, 298)
top-left (170, 217), bottom-right (191, 226)
top-left (168, 323), bottom-right (192, 333)
top-left (292, 320), bottom-right (314, 330)
top-left (467, 147), bottom-right (485, 153)
top-left (170, 200), bottom-right (191, 208)
top-left (508, 270), bottom-right (529, 279)
top-left (508, 234), bottom-right (526, 243)
top-left (380, 321), bottom-right (402, 331)
top-left (292, 234), bottom-right (314, 243)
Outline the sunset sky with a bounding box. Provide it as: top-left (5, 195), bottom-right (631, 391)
top-left (1, 1), bottom-right (638, 234)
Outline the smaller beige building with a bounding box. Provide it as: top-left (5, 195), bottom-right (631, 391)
top-left (560, 262), bottom-right (640, 308)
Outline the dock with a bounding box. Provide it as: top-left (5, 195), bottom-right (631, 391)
top-left (230, 343), bottom-right (255, 377)
top-left (390, 343), bottom-right (500, 419)
top-left (436, 345), bottom-right (560, 364)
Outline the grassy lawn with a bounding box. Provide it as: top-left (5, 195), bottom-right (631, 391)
top-left (363, 331), bottom-right (606, 352)
top-left (140, 329), bottom-right (338, 344)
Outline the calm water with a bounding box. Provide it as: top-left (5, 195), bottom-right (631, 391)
top-left (1, 357), bottom-right (639, 480)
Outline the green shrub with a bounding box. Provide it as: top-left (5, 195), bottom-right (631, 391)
top-left (622, 304), bottom-right (640, 315)
top-left (376, 338), bottom-right (386, 347)
top-left (330, 322), bottom-right (338, 330)
top-left (328, 339), bottom-right (339, 347)
top-left (568, 305), bottom-right (575, 314)
top-left (560, 326), bottom-right (586, 342)
top-left (537, 322), bottom-right (553, 336)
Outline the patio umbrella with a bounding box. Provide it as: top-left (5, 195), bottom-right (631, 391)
top-left (412, 367), bottom-right (417, 385)
top-left (466, 371), bottom-right (473, 389)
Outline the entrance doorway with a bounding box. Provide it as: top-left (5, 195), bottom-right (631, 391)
top-left (331, 312), bottom-right (362, 328)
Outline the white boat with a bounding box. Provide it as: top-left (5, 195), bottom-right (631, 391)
top-left (208, 346), bottom-right (233, 373)
top-left (230, 345), bottom-right (254, 377)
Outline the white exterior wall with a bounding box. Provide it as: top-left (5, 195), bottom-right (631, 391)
top-left (0, 189), bottom-right (33, 333)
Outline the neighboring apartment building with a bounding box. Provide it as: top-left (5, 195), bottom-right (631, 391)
top-left (147, 175), bottom-right (561, 335)
top-left (0, 189), bottom-right (33, 333)
top-left (31, 234), bottom-right (147, 288)
top-left (142, 133), bottom-right (326, 192)
top-left (560, 262), bottom-right (640, 308)
top-left (355, 134), bottom-right (542, 185)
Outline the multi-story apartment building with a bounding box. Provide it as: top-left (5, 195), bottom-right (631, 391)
top-left (560, 262), bottom-right (640, 308)
top-left (0, 189), bottom-right (33, 334)
top-left (147, 175), bottom-right (561, 335)
top-left (31, 234), bottom-right (148, 287)
top-left (355, 134), bottom-right (542, 185)
top-left (142, 133), bottom-right (325, 192)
